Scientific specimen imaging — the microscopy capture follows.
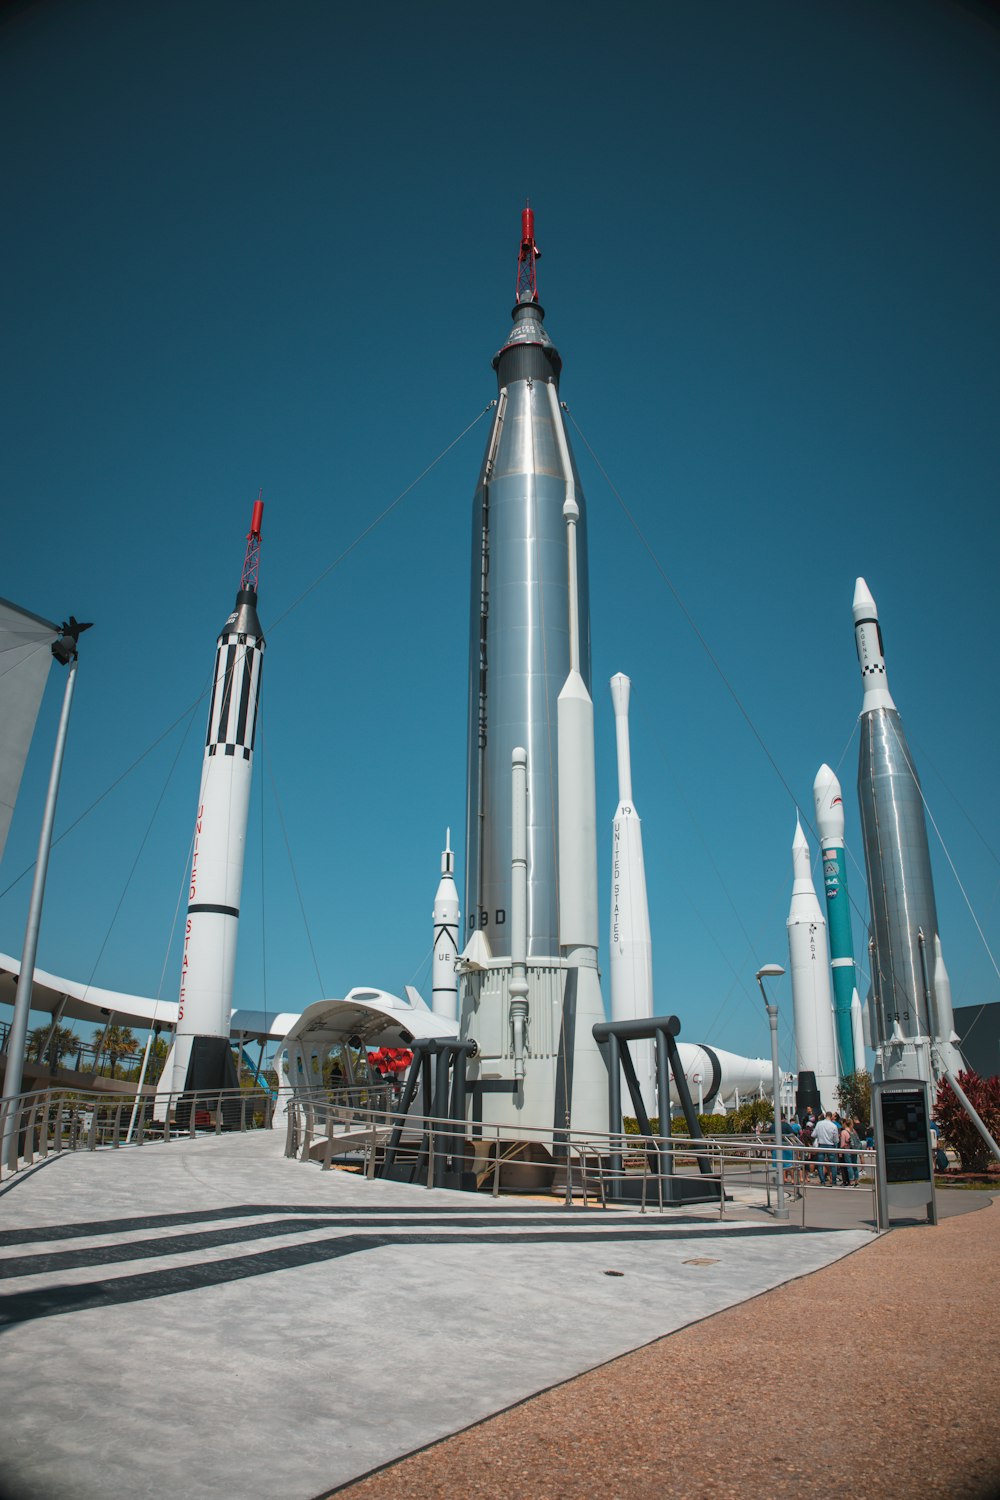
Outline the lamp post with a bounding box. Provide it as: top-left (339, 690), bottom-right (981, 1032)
top-left (756, 962), bottom-right (789, 1221)
top-left (1, 617), bottom-right (91, 1171)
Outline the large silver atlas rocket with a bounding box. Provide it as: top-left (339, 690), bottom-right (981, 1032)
top-left (459, 209), bottom-right (608, 1138)
top-left (853, 578), bottom-right (964, 1082)
top-left (170, 499), bottom-right (265, 1098)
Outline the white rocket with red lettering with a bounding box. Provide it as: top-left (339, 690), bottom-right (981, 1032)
top-left (171, 499), bottom-right (265, 1096)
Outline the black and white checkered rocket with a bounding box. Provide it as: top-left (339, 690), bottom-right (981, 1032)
top-left (171, 502), bottom-right (265, 1097)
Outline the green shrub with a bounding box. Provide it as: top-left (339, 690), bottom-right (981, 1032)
top-left (722, 1098), bottom-right (774, 1134)
top-left (623, 1111), bottom-right (734, 1137)
top-left (836, 1070), bottom-right (872, 1126)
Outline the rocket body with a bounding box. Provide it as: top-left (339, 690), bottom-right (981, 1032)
top-left (608, 674), bottom-right (655, 1114)
top-left (813, 764), bottom-right (857, 1076)
top-left (463, 300), bottom-right (590, 956)
top-left (172, 539), bottom-right (264, 1096)
top-left (850, 988), bottom-right (866, 1074)
top-left (787, 819), bottom-right (839, 1110)
top-left (854, 578), bottom-right (948, 1083)
top-left (431, 832), bottom-right (460, 1023)
top-left (671, 1043), bottom-right (772, 1114)
top-left (933, 935), bottom-right (965, 1075)
top-left (460, 262), bottom-right (607, 1139)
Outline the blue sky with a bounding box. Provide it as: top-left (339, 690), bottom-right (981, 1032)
top-left (2, 0), bottom-right (998, 1071)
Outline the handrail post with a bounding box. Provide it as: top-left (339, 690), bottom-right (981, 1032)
top-left (492, 1126), bottom-right (501, 1197)
top-left (23, 1101), bottom-right (38, 1166)
top-left (112, 1103), bottom-right (123, 1148)
top-left (657, 1133), bottom-right (663, 1214)
top-left (719, 1151), bottom-right (725, 1220)
top-left (189, 1095), bottom-right (198, 1139)
top-left (215, 1090), bottom-right (224, 1135)
top-left (38, 1097), bottom-right (50, 1161)
top-left (87, 1105), bottom-right (98, 1151)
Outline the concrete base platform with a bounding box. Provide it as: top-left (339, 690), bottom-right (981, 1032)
top-left (0, 1130), bottom-right (873, 1500)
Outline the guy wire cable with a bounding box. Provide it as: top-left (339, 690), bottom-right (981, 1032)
top-left (0, 404), bottom-right (493, 909)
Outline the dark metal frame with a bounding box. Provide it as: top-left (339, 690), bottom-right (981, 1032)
top-left (593, 1015), bottom-right (720, 1205)
top-left (379, 1038), bottom-right (477, 1189)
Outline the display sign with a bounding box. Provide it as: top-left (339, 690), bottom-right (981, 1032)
top-left (879, 1087), bottom-right (933, 1183)
top-left (872, 1077), bottom-right (937, 1228)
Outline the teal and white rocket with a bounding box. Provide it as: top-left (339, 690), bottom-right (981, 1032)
top-left (813, 764), bottom-right (863, 1077)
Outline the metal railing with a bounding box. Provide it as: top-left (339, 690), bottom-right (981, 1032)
top-left (0, 1084), bottom-right (284, 1180)
top-left (282, 1092), bottom-right (881, 1228)
top-left (1, 1079), bottom-right (882, 1231)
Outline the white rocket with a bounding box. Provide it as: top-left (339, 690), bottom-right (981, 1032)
top-left (431, 830), bottom-right (460, 1024)
top-left (786, 815), bottom-right (839, 1110)
top-left (551, 384), bottom-right (609, 1134)
top-left (171, 499), bottom-right (265, 1097)
top-left (672, 1043), bottom-right (772, 1114)
top-left (932, 934), bottom-right (966, 1075)
top-left (850, 988), bottom-right (866, 1073)
top-left (608, 673), bottom-right (656, 1114)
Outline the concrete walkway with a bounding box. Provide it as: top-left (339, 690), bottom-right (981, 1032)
top-left (0, 1130), bottom-right (876, 1500)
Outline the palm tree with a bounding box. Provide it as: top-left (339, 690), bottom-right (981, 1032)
top-left (146, 1034), bottom-right (170, 1085)
top-left (26, 1023), bottom-right (78, 1069)
top-left (93, 1025), bottom-right (139, 1078)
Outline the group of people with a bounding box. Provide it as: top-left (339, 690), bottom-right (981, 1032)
top-left (763, 1108), bottom-right (868, 1187)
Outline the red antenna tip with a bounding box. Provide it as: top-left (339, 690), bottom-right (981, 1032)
top-left (241, 492), bottom-right (264, 592)
top-left (515, 202), bottom-right (540, 304)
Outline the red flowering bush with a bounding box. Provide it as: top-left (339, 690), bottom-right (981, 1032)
top-left (934, 1071), bottom-right (1000, 1174)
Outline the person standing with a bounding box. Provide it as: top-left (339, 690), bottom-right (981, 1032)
top-left (799, 1111), bottom-right (816, 1181)
top-left (812, 1111), bottom-right (840, 1184)
top-left (838, 1117), bottom-right (855, 1185)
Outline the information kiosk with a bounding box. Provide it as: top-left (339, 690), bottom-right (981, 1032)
top-left (872, 1077), bottom-right (937, 1230)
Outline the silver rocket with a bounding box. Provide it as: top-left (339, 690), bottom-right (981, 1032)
top-left (854, 577), bottom-right (963, 1081)
top-left (171, 500), bottom-right (265, 1096)
top-left (463, 206), bottom-right (590, 957)
top-left (460, 208), bottom-right (607, 1138)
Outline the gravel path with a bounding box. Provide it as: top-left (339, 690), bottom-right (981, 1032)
top-left (333, 1195), bottom-right (1000, 1500)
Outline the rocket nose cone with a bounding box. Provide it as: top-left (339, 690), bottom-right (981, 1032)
top-left (610, 673), bottom-right (631, 715)
top-left (813, 762), bottom-right (835, 793)
top-left (792, 815), bottom-right (808, 852)
top-left (813, 763), bottom-right (845, 837)
top-left (853, 577), bottom-right (877, 623)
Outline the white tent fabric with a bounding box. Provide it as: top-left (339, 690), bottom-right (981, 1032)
top-left (0, 597), bottom-right (59, 861)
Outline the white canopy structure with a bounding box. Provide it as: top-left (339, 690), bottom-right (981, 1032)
top-left (279, 986), bottom-right (457, 1097)
top-left (0, 598), bottom-right (60, 863)
top-left (0, 951), bottom-right (299, 1043)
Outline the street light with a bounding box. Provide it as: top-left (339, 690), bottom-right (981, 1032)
top-left (756, 963), bottom-right (789, 1221)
